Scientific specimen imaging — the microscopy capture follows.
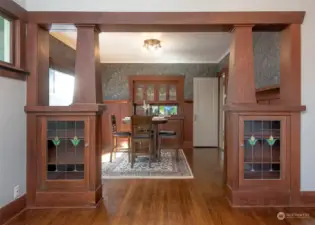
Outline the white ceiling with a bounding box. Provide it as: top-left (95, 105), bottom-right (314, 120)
top-left (50, 31), bottom-right (231, 63)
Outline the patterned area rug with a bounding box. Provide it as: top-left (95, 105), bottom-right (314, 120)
top-left (102, 149), bottom-right (194, 179)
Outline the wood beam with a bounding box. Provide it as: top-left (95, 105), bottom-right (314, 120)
top-left (280, 24), bottom-right (301, 105)
top-left (73, 25), bottom-right (102, 105)
top-left (226, 25), bottom-right (256, 104)
top-left (27, 12), bottom-right (305, 25)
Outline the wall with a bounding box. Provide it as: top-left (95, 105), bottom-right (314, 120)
top-left (23, 0), bottom-right (315, 191)
top-left (12, 0), bottom-right (26, 8)
top-left (218, 32), bottom-right (280, 88)
top-left (102, 63), bottom-right (217, 100)
top-left (0, 77), bottom-right (26, 207)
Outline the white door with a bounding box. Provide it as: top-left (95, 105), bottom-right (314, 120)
top-left (193, 77), bottom-right (219, 147)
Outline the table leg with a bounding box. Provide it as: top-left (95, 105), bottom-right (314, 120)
top-left (153, 124), bottom-right (157, 159)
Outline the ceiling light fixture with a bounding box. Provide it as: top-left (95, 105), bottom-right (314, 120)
top-left (143, 39), bottom-right (162, 50)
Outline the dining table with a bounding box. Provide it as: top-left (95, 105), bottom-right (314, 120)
top-left (122, 116), bottom-right (168, 160)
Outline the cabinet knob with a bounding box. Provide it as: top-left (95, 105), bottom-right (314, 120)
top-left (240, 144), bottom-right (244, 147)
top-left (85, 143), bottom-right (89, 147)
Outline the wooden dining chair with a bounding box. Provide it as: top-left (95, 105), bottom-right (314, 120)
top-left (158, 129), bottom-right (180, 161)
top-left (109, 114), bottom-right (132, 163)
top-left (130, 115), bottom-right (154, 168)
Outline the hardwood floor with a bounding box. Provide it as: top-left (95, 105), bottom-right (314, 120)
top-left (7, 148), bottom-right (315, 225)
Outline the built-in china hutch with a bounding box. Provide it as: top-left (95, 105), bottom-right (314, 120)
top-left (128, 75), bottom-right (185, 146)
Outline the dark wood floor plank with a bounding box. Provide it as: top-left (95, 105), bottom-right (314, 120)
top-left (7, 148), bottom-right (315, 225)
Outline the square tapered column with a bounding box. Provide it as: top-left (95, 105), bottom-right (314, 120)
top-left (227, 25), bottom-right (256, 104)
top-left (73, 25), bottom-right (102, 104)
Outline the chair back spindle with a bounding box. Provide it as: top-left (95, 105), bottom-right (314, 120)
top-left (110, 114), bottom-right (117, 133)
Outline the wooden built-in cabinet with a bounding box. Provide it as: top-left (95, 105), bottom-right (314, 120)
top-left (129, 75), bottom-right (185, 114)
top-left (224, 106), bottom-right (306, 207)
top-left (25, 106), bottom-right (104, 208)
top-left (127, 75), bottom-right (185, 148)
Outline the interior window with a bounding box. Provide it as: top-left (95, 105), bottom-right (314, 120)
top-left (137, 105), bottom-right (178, 116)
top-left (49, 69), bottom-right (75, 106)
top-left (0, 15), bottom-right (11, 63)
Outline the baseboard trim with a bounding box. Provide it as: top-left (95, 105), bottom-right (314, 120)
top-left (0, 194), bottom-right (26, 225)
top-left (299, 191), bottom-right (315, 207)
top-left (183, 141), bottom-right (193, 148)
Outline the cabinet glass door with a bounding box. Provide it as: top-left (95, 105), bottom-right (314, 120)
top-left (243, 119), bottom-right (281, 180)
top-left (47, 120), bottom-right (85, 180)
top-left (169, 85), bottom-right (177, 101)
top-left (158, 84), bottom-right (167, 101)
top-left (146, 84), bottom-right (155, 101)
top-left (135, 84), bottom-right (144, 102)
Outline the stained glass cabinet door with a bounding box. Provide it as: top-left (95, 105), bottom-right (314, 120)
top-left (238, 115), bottom-right (289, 188)
top-left (42, 117), bottom-right (89, 190)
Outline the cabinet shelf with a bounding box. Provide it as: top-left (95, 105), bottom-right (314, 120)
top-left (47, 148), bottom-right (84, 165)
top-left (47, 171), bottom-right (84, 180)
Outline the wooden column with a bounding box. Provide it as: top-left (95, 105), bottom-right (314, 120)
top-left (25, 23), bottom-right (50, 207)
top-left (26, 23), bottom-right (50, 106)
top-left (280, 24), bottom-right (301, 105)
top-left (227, 25), bottom-right (256, 104)
top-left (280, 24), bottom-right (302, 205)
top-left (73, 25), bottom-right (102, 104)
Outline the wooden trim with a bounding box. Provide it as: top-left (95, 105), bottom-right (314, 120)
top-left (25, 105), bottom-right (107, 113)
top-left (300, 192), bottom-right (315, 207)
top-left (255, 84), bottom-right (280, 102)
top-left (104, 99), bottom-right (192, 104)
top-left (104, 100), bottom-right (130, 104)
top-left (224, 104), bottom-right (306, 112)
top-left (34, 191), bottom-right (101, 208)
top-left (183, 141), bottom-right (193, 149)
top-left (256, 84), bottom-right (280, 93)
top-left (129, 75), bottom-right (184, 81)
top-left (0, 62), bottom-right (28, 74)
top-left (99, 24), bottom-right (233, 32)
top-left (227, 187), bottom-right (291, 207)
top-left (14, 20), bottom-right (26, 69)
top-left (0, 0), bottom-right (27, 20)
top-left (184, 99), bottom-right (193, 103)
top-left (280, 24), bottom-right (301, 105)
top-left (0, 194), bottom-right (26, 225)
top-left (0, 66), bottom-right (28, 81)
top-left (27, 12), bottom-right (305, 25)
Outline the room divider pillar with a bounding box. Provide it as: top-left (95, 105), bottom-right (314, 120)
top-left (224, 24), bottom-right (305, 207)
top-left (25, 24), bottom-right (105, 208)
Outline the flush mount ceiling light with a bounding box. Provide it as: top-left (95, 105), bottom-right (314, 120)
top-left (143, 39), bottom-right (162, 50)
